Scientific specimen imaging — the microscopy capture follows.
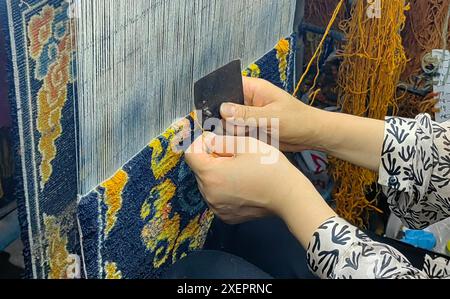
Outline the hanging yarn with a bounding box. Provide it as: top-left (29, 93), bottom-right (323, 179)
top-left (304, 0), bottom-right (347, 29)
top-left (397, 0), bottom-right (450, 119)
top-left (293, 0), bottom-right (345, 98)
top-left (330, 0), bottom-right (408, 227)
top-left (401, 0), bottom-right (450, 82)
top-left (397, 92), bottom-right (439, 118)
top-left (309, 88), bottom-right (322, 107)
top-left (298, 0), bottom-right (442, 225)
top-left (299, 0), bottom-right (347, 103)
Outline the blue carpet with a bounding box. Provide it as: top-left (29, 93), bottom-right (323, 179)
top-left (1, 0), bottom-right (79, 278)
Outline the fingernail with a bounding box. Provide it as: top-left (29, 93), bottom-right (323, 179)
top-left (220, 103), bottom-right (236, 118)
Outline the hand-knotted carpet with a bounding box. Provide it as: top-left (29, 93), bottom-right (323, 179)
top-left (1, 0), bottom-right (296, 278)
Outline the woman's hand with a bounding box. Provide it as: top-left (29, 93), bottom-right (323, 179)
top-left (220, 77), bottom-right (315, 152)
top-left (220, 77), bottom-right (386, 171)
top-left (185, 132), bottom-right (301, 223)
top-left (185, 133), bottom-right (337, 248)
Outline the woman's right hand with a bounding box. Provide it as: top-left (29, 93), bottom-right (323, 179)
top-left (220, 77), bottom-right (318, 152)
top-left (221, 77), bottom-right (386, 171)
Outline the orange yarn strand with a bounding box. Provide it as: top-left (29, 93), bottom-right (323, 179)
top-left (293, 0), bottom-right (345, 97)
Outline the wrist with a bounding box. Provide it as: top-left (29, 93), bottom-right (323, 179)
top-left (274, 171), bottom-right (315, 221)
top-left (295, 103), bottom-right (331, 151)
top-left (281, 180), bottom-right (317, 220)
top-left (276, 172), bottom-right (337, 248)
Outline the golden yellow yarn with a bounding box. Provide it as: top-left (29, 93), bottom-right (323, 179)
top-left (141, 179), bottom-right (181, 268)
top-left (242, 63), bottom-right (261, 78)
top-left (276, 39), bottom-right (290, 82)
top-left (150, 127), bottom-right (182, 180)
top-left (293, 0), bottom-right (345, 97)
top-left (43, 215), bottom-right (70, 279)
top-left (331, 0), bottom-right (408, 227)
top-left (105, 262), bottom-right (123, 279)
top-left (101, 169), bottom-right (129, 237)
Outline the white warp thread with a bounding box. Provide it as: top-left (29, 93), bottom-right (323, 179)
top-left (73, 0), bottom-right (295, 194)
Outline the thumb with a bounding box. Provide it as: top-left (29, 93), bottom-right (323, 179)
top-left (220, 103), bottom-right (265, 125)
top-left (185, 132), bottom-right (216, 172)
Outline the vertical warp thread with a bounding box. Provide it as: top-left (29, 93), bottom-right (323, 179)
top-left (73, 0), bottom-right (296, 194)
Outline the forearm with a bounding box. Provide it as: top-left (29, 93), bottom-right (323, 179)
top-left (278, 177), bottom-right (337, 249)
top-left (303, 106), bottom-right (385, 172)
top-left (277, 177), bottom-right (429, 279)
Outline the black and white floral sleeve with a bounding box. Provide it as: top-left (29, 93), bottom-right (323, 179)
top-left (306, 217), bottom-right (449, 279)
top-left (306, 114), bottom-right (450, 279)
top-left (379, 114), bottom-right (450, 229)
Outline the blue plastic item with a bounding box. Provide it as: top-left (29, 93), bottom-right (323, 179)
top-left (401, 229), bottom-right (437, 251)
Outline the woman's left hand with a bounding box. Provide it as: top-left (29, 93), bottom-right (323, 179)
top-left (185, 132), bottom-right (337, 247)
top-left (185, 132), bottom-right (304, 224)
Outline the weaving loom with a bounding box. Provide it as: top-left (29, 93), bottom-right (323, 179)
top-left (78, 36), bottom-right (297, 279)
top-left (4, 0), bottom-right (450, 279)
top-left (0, 0), bottom-right (296, 278)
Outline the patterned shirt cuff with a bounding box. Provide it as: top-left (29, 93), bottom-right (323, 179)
top-left (306, 217), bottom-right (427, 279)
top-left (306, 217), bottom-right (365, 279)
top-left (378, 115), bottom-right (435, 195)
